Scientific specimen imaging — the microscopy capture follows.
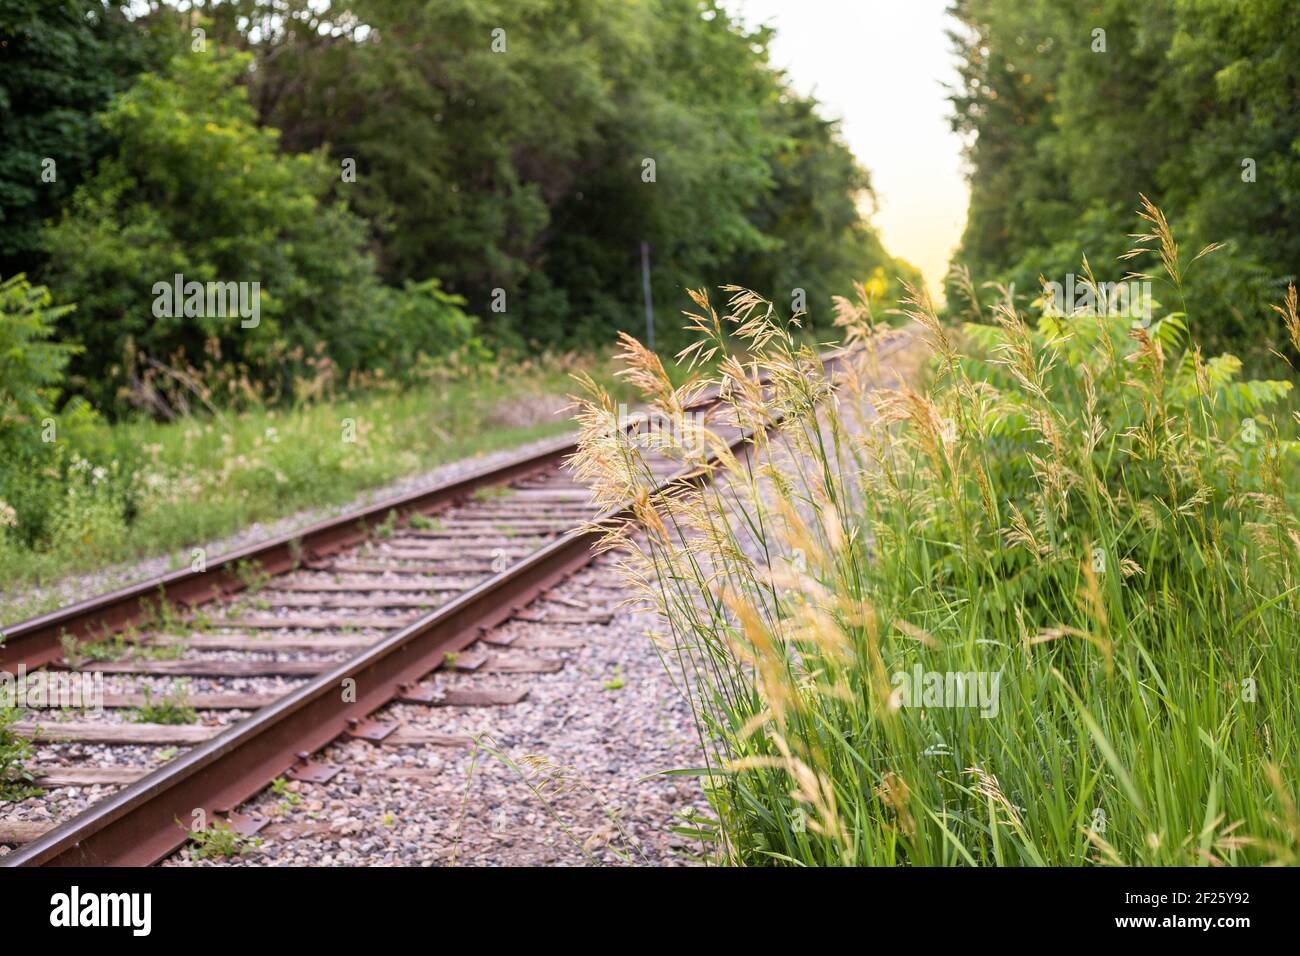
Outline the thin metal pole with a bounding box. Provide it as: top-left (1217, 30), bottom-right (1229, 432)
top-left (640, 240), bottom-right (655, 352)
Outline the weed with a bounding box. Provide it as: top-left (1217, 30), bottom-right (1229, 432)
top-left (58, 631), bottom-right (85, 667)
top-left (406, 513), bottom-right (443, 531)
top-left (233, 560), bottom-right (271, 594)
top-left (138, 590), bottom-right (184, 633)
top-left (187, 819), bottom-right (262, 860)
top-left (0, 706), bottom-right (43, 801)
top-left (374, 509), bottom-right (399, 539)
top-left (131, 684), bottom-right (197, 725)
top-left (572, 205), bottom-right (1300, 866)
top-left (69, 632), bottom-right (133, 664)
top-left (270, 775), bottom-right (301, 812)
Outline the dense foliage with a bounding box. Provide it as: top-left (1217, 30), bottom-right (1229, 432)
top-left (0, 0), bottom-right (161, 273)
top-left (574, 207), bottom-right (1300, 865)
top-left (167, 0), bottom-right (917, 347)
top-left (947, 0), bottom-right (1299, 355)
top-left (41, 50), bottom-right (474, 411)
top-left (0, 276), bottom-right (75, 448)
top-left (0, 0), bottom-right (912, 417)
top-left (0, 275), bottom-right (100, 556)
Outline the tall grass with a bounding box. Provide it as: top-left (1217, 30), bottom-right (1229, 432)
top-left (572, 202), bottom-right (1300, 866)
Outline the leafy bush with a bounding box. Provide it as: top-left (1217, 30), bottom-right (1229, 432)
top-left (0, 275), bottom-right (80, 450)
top-left (0, 706), bottom-right (42, 801)
top-left (0, 275), bottom-right (104, 550)
top-left (573, 204), bottom-right (1300, 865)
top-left (354, 280), bottom-right (478, 378)
top-left (41, 49), bottom-right (475, 413)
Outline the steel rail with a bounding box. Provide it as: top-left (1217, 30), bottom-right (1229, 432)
top-left (4, 521), bottom-right (617, 865)
top-left (3, 448), bottom-right (741, 866)
top-left (0, 433), bottom-right (579, 672)
top-left (0, 353), bottom-right (799, 672)
top-left (0, 334), bottom-right (900, 671)
top-left (4, 333), bottom-right (910, 866)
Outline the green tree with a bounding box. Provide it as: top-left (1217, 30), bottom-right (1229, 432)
top-left (41, 49), bottom-right (473, 411)
top-left (0, 0), bottom-right (160, 275)
top-left (947, 0), bottom-right (1299, 356)
top-left (195, 0), bottom-right (912, 346)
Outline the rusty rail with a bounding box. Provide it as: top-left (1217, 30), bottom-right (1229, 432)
top-left (3, 333), bottom-right (909, 866)
top-left (0, 434), bottom-right (577, 672)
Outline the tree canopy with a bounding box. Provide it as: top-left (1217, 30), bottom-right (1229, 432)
top-left (0, 0), bottom-right (916, 414)
top-left (0, 0), bottom-right (159, 273)
top-left (947, 0), bottom-right (1299, 354)
top-left (201, 0), bottom-right (917, 345)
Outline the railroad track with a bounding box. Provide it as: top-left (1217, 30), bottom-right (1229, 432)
top-left (0, 332), bottom-right (910, 866)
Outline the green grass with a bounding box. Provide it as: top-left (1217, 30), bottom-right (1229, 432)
top-left (186, 819), bottom-right (262, 860)
top-left (572, 209), bottom-right (1300, 866)
top-left (0, 355), bottom-right (635, 625)
top-left (130, 684), bottom-right (198, 725)
top-left (405, 513), bottom-right (443, 532)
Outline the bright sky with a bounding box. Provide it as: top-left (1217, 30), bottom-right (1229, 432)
top-left (724, 0), bottom-right (969, 300)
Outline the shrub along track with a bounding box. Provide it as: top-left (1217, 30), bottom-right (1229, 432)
top-left (0, 333), bottom-right (911, 866)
